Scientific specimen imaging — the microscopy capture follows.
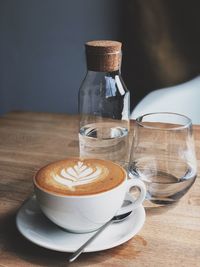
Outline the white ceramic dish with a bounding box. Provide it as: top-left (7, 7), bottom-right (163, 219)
top-left (16, 195), bottom-right (145, 252)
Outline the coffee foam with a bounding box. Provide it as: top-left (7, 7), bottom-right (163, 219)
top-left (52, 160), bottom-right (108, 189)
top-left (34, 158), bottom-right (126, 196)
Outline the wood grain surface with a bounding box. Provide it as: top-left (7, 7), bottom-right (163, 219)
top-left (0, 111), bottom-right (199, 267)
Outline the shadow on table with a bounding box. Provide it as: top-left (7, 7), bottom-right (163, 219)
top-left (144, 201), bottom-right (178, 216)
top-left (0, 209), bottom-right (68, 266)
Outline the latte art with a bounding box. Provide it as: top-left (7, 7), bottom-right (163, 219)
top-left (34, 158), bottom-right (126, 196)
top-left (52, 161), bottom-right (104, 189)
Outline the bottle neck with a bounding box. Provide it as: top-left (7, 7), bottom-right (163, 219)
top-left (86, 69), bottom-right (121, 77)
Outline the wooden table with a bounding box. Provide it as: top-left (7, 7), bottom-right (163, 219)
top-left (0, 111), bottom-right (200, 267)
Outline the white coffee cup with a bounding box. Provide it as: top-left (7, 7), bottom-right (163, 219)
top-left (34, 177), bottom-right (146, 233)
top-left (34, 159), bottom-right (146, 233)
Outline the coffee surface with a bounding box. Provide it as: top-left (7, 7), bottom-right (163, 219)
top-left (34, 158), bottom-right (126, 196)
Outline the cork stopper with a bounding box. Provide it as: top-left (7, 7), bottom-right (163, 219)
top-left (85, 40), bottom-right (122, 72)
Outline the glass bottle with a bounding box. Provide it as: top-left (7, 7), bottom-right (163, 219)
top-left (78, 40), bottom-right (130, 166)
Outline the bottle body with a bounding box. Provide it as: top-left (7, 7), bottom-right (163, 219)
top-left (78, 70), bottom-right (130, 165)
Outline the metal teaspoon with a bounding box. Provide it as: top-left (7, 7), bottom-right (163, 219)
top-left (68, 211), bottom-right (132, 262)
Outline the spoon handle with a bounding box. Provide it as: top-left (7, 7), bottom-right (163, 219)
top-left (68, 220), bottom-right (113, 262)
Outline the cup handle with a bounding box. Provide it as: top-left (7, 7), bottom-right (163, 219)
top-left (116, 179), bottom-right (146, 216)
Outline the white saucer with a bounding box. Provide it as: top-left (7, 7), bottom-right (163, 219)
top-left (16, 195), bottom-right (145, 253)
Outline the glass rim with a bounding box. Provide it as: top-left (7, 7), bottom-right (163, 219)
top-left (135, 112), bottom-right (192, 131)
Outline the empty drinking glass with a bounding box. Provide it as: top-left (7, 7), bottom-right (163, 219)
top-left (128, 112), bottom-right (197, 205)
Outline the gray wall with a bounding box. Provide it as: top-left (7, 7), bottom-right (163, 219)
top-left (0, 0), bottom-right (122, 115)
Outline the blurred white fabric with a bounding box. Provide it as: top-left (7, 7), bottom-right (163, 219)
top-left (131, 75), bottom-right (200, 124)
